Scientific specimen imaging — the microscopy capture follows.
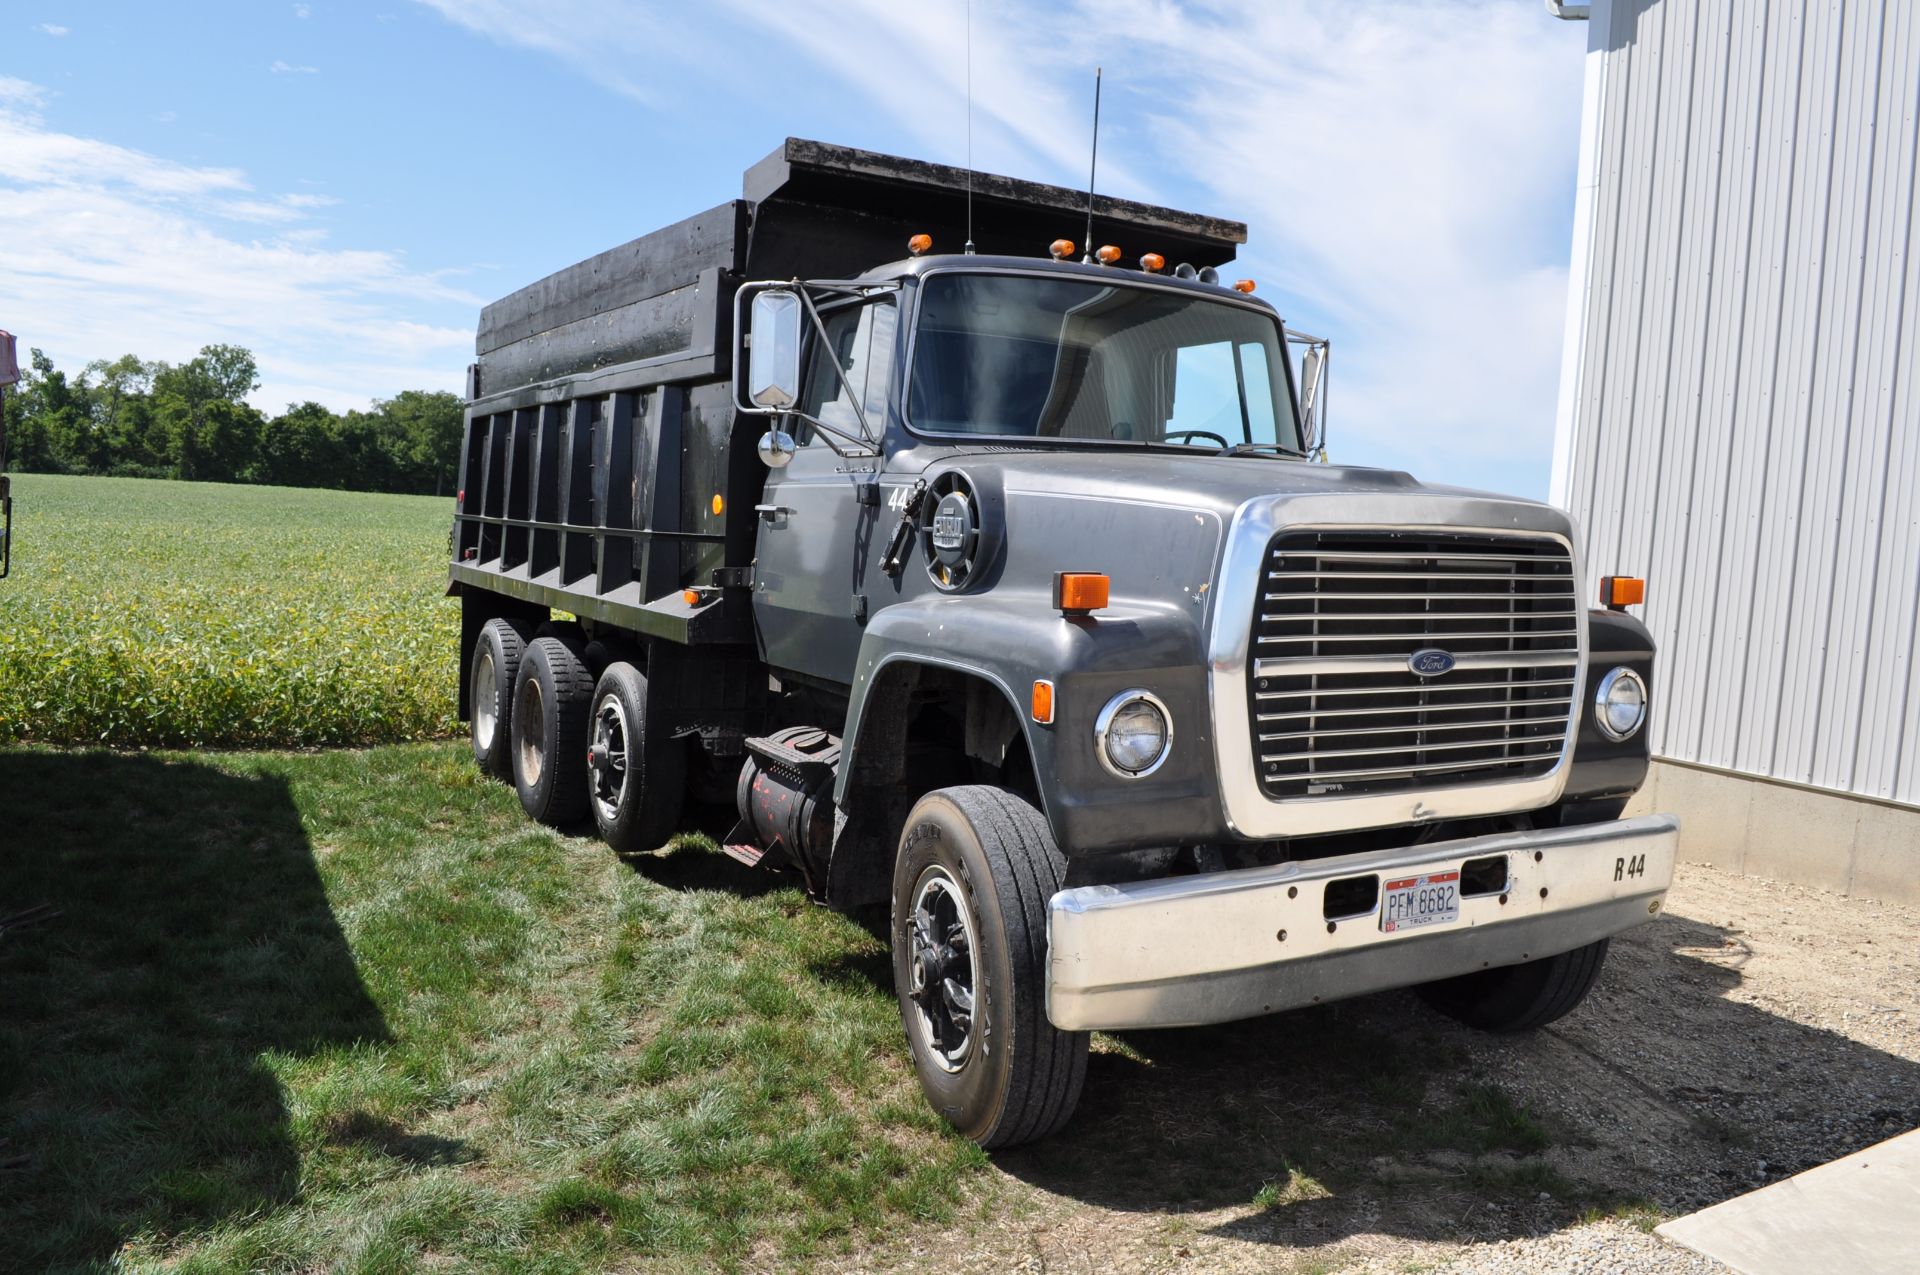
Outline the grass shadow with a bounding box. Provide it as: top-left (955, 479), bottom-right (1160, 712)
top-left (0, 748), bottom-right (390, 1268)
top-left (621, 835), bottom-right (797, 899)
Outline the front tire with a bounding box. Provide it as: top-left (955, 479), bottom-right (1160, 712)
top-left (586, 661), bottom-right (686, 853)
top-left (511, 635), bottom-right (594, 826)
top-left (1416, 938), bottom-right (1611, 1032)
top-left (891, 786), bottom-right (1088, 1148)
top-left (469, 618), bottom-right (531, 779)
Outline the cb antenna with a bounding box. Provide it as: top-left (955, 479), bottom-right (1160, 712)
top-left (963, 0), bottom-right (975, 254)
top-left (1082, 67), bottom-right (1102, 263)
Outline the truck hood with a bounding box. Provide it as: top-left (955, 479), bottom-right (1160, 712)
top-left (918, 447), bottom-right (1562, 529)
top-left (895, 447), bottom-right (1577, 629)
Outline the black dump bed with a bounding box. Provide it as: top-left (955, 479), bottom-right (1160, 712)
top-left (470, 138), bottom-right (1246, 404)
top-left (452, 139), bottom-right (1246, 649)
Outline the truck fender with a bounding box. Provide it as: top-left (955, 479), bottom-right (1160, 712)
top-left (826, 593), bottom-right (1226, 904)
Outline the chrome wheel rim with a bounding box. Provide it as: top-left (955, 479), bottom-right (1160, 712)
top-left (906, 865), bottom-right (979, 1073)
top-left (517, 677), bottom-right (545, 786)
top-left (588, 692), bottom-right (630, 824)
top-left (471, 650), bottom-right (497, 752)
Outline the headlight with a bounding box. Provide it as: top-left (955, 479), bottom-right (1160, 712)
top-left (1594, 667), bottom-right (1648, 741)
top-left (1095, 690), bottom-right (1172, 778)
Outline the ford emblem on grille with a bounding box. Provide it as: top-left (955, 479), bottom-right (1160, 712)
top-left (1408, 648), bottom-right (1457, 677)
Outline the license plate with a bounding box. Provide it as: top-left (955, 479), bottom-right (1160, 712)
top-left (1380, 870), bottom-right (1460, 933)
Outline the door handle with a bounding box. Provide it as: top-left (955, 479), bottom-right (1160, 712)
top-left (755, 504), bottom-right (793, 523)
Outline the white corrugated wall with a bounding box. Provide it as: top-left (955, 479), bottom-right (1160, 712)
top-left (1553, 0), bottom-right (1920, 804)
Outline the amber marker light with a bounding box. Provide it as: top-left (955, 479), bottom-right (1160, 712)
top-left (1233, 278), bottom-right (1257, 294)
top-left (1054, 571), bottom-right (1111, 616)
top-left (1095, 244), bottom-right (1123, 264)
top-left (681, 589), bottom-right (702, 606)
top-left (1140, 253), bottom-right (1165, 273)
top-left (908, 233), bottom-right (933, 256)
top-left (1031, 679), bottom-right (1056, 725)
top-left (1050, 239), bottom-right (1076, 260)
top-left (1602, 575), bottom-right (1646, 610)
top-left (711, 493), bottom-right (725, 516)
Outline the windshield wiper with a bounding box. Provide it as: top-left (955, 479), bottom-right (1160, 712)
top-left (1219, 441), bottom-right (1309, 460)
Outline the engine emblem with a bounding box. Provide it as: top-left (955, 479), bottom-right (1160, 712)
top-left (1408, 648), bottom-right (1457, 678)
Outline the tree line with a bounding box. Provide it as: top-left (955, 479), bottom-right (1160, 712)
top-left (0, 344), bottom-right (464, 496)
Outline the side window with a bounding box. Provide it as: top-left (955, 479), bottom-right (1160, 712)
top-left (797, 299), bottom-right (895, 446)
top-left (1236, 341), bottom-right (1280, 445)
top-left (1165, 341), bottom-right (1239, 442)
top-left (1160, 339), bottom-right (1282, 445)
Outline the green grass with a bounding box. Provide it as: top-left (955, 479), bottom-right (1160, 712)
top-left (0, 744), bottom-right (981, 1273)
top-left (0, 474), bottom-right (458, 747)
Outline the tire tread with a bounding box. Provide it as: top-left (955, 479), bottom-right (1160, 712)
top-left (515, 635), bottom-right (594, 826)
top-left (472, 618), bottom-right (531, 778)
top-left (1418, 937), bottom-right (1611, 1033)
top-left (936, 786), bottom-right (1088, 1148)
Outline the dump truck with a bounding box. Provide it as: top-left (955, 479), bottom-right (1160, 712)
top-left (449, 139), bottom-right (1676, 1147)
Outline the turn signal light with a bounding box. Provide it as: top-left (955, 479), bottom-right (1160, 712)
top-left (1054, 571), bottom-right (1110, 615)
top-left (1233, 278), bottom-right (1257, 294)
top-left (1140, 253), bottom-right (1165, 273)
top-left (1050, 239), bottom-right (1076, 260)
top-left (1031, 679), bottom-right (1056, 725)
top-left (908, 233), bottom-right (933, 256)
top-left (1095, 244), bottom-right (1122, 264)
top-left (1602, 575), bottom-right (1645, 609)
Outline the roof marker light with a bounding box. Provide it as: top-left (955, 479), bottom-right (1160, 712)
top-left (1050, 239), bottom-right (1076, 260)
top-left (1233, 279), bottom-right (1257, 294)
top-left (908, 233), bottom-right (933, 256)
top-left (1095, 244), bottom-right (1122, 264)
top-left (1140, 253), bottom-right (1165, 273)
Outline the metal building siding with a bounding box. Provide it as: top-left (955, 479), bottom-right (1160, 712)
top-left (1559, 0), bottom-right (1920, 804)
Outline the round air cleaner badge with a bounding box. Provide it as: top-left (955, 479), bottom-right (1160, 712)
top-left (917, 470), bottom-right (995, 592)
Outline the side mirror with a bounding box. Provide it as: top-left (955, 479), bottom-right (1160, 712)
top-left (1291, 332), bottom-right (1329, 459)
top-left (757, 429), bottom-right (796, 469)
top-left (747, 290), bottom-right (804, 410)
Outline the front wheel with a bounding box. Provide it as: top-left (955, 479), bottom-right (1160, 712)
top-left (891, 786), bottom-right (1088, 1148)
top-left (1416, 938), bottom-right (1611, 1032)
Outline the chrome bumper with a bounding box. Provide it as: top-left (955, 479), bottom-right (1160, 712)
top-left (1046, 814), bottom-right (1678, 1031)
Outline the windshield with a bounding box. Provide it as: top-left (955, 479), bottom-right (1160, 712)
top-left (907, 272), bottom-right (1302, 451)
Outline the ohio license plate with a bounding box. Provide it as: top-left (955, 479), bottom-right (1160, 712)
top-left (1380, 870), bottom-right (1460, 933)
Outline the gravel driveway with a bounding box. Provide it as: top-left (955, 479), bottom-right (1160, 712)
top-left (833, 858), bottom-right (1920, 1274)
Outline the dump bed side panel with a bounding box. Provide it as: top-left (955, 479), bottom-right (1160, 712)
top-left (471, 201), bottom-right (748, 404)
top-left (451, 382), bottom-right (753, 646)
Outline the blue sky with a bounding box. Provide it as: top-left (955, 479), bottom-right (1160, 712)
top-left (3, 1), bottom-right (1590, 497)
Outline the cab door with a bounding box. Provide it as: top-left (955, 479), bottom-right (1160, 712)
top-left (752, 296), bottom-right (897, 684)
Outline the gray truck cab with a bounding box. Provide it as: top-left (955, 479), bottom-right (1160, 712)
top-left (450, 139), bottom-right (1675, 1147)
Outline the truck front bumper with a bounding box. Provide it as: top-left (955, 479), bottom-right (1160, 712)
top-left (1046, 814), bottom-right (1678, 1031)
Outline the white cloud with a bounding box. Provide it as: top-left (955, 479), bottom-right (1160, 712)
top-left (270, 59), bottom-right (319, 74)
top-left (294, 3), bottom-right (311, 17)
top-left (0, 77), bottom-right (45, 108)
top-left (414, 0), bottom-right (1583, 493)
top-left (35, 22), bottom-right (69, 36)
top-left (0, 80), bottom-right (475, 412)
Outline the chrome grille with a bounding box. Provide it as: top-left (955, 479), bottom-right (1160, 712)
top-left (1250, 530), bottom-right (1579, 800)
